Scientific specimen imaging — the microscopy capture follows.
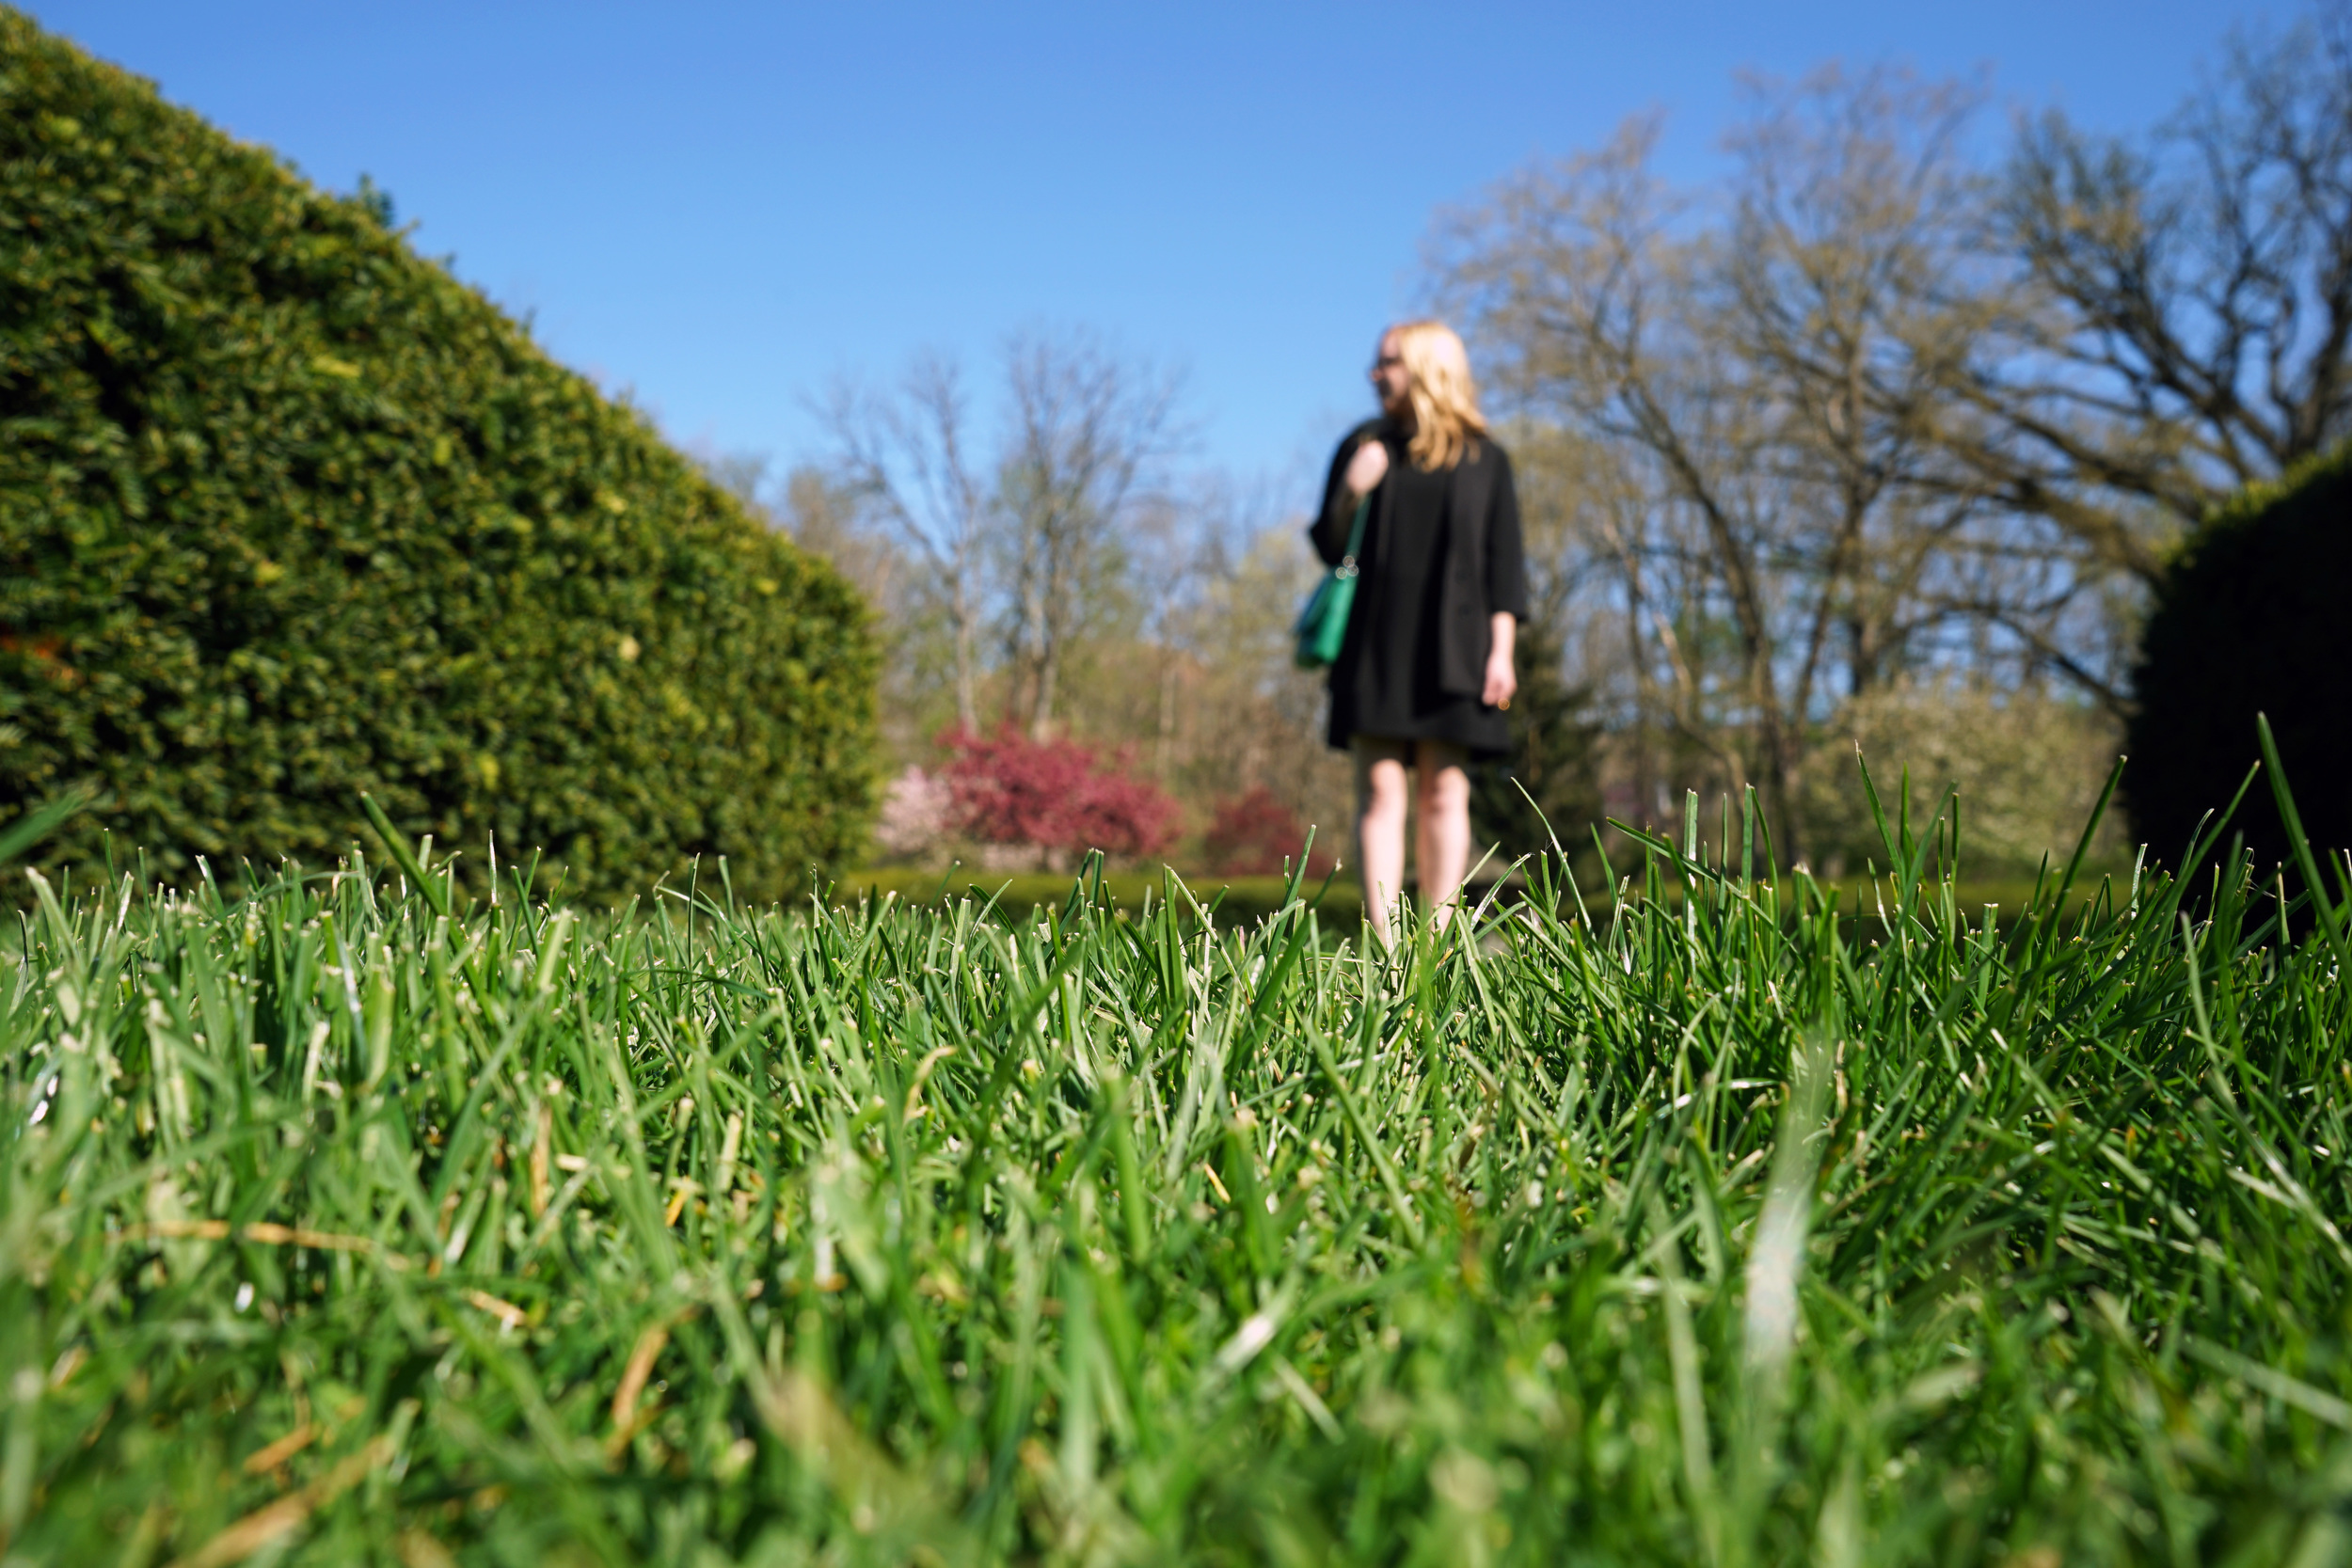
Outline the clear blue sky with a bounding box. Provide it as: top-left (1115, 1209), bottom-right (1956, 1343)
top-left (26, 1), bottom-right (2285, 493)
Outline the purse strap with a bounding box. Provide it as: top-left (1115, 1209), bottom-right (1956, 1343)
top-left (1335, 498), bottom-right (1370, 579)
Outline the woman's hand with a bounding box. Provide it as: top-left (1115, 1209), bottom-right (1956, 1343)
top-left (1484, 613), bottom-right (1518, 710)
top-left (1343, 437), bottom-right (1389, 499)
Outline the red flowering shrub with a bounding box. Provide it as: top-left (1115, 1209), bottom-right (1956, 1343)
top-left (1202, 784), bottom-right (1337, 877)
top-left (939, 727), bottom-right (1179, 864)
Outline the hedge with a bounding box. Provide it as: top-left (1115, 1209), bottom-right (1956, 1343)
top-left (2123, 442), bottom-right (2352, 876)
top-left (0, 10), bottom-right (877, 902)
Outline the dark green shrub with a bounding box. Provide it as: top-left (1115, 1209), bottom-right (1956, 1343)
top-left (0, 11), bottom-right (877, 901)
top-left (2124, 443), bottom-right (2352, 874)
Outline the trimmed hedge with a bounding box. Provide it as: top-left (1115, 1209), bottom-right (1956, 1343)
top-left (2124, 443), bottom-right (2352, 874)
top-left (0, 11), bottom-right (877, 902)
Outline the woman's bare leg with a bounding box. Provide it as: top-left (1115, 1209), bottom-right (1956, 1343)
top-left (1415, 741), bottom-right (1472, 929)
top-left (1353, 736), bottom-right (1412, 946)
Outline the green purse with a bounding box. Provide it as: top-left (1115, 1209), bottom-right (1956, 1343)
top-left (1294, 498), bottom-right (1370, 670)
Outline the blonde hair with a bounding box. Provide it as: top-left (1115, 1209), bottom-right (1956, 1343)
top-left (1390, 320), bottom-right (1487, 470)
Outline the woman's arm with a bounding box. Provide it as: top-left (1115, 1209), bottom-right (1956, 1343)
top-left (1484, 611), bottom-right (1518, 709)
top-left (1309, 423), bottom-right (1388, 565)
top-left (1484, 448), bottom-right (1527, 709)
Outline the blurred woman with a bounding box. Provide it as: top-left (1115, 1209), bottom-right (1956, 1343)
top-left (1311, 320), bottom-right (1526, 944)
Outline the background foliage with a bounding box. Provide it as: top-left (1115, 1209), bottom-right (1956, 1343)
top-left (785, 0), bottom-right (2352, 883)
top-left (1426, 24), bottom-right (2349, 875)
top-left (936, 726), bottom-right (1179, 870)
top-left (1799, 680), bottom-right (2128, 879)
top-left (0, 11), bottom-right (876, 902)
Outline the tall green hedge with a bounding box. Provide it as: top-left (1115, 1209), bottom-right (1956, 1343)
top-left (0, 11), bottom-right (877, 902)
top-left (2124, 442), bottom-right (2352, 874)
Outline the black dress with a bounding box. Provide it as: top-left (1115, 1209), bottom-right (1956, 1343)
top-left (1313, 424), bottom-right (1528, 759)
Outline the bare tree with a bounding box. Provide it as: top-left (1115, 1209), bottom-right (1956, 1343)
top-left (1437, 116), bottom-right (1782, 835)
top-left (995, 330), bottom-right (1185, 739)
top-left (819, 355), bottom-right (992, 730)
top-left (1914, 8), bottom-right (2352, 580)
top-left (1449, 86), bottom-right (1966, 860)
top-left (1123, 472), bottom-right (1259, 782)
top-left (1430, 19), bottom-right (2349, 857)
top-left (779, 465), bottom-right (902, 614)
top-left (1169, 514), bottom-right (1358, 844)
top-left (1434, 69), bottom-right (2135, 857)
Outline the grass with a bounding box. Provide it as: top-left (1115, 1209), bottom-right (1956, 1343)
top-left (837, 863), bottom-right (2101, 936)
top-left (8, 770), bottom-right (2352, 1565)
top-left (839, 866), bottom-right (1363, 929)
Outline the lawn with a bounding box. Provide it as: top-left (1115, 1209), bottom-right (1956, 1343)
top-left (7, 792), bottom-right (2351, 1564)
top-left (838, 863), bottom-right (2106, 934)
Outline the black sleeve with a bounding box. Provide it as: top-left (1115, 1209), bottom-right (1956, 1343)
top-left (1486, 444), bottom-right (1530, 621)
top-left (1309, 421), bottom-right (1381, 566)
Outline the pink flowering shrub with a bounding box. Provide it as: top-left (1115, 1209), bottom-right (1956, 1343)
top-left (1202, 784), bottom-right (1336, 877)
top-left (939, 726), bottom-right (1179, 866)
top-left (870, 765), bottom-right (953, 863)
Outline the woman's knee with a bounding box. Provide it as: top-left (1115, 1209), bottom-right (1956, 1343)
top-left (1359, 764), bottom-right (1410, 820)
top-left (1416, 752), bottom-right (1470, 816)
top-left (1353, 737), bottom-right (1412, 818)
